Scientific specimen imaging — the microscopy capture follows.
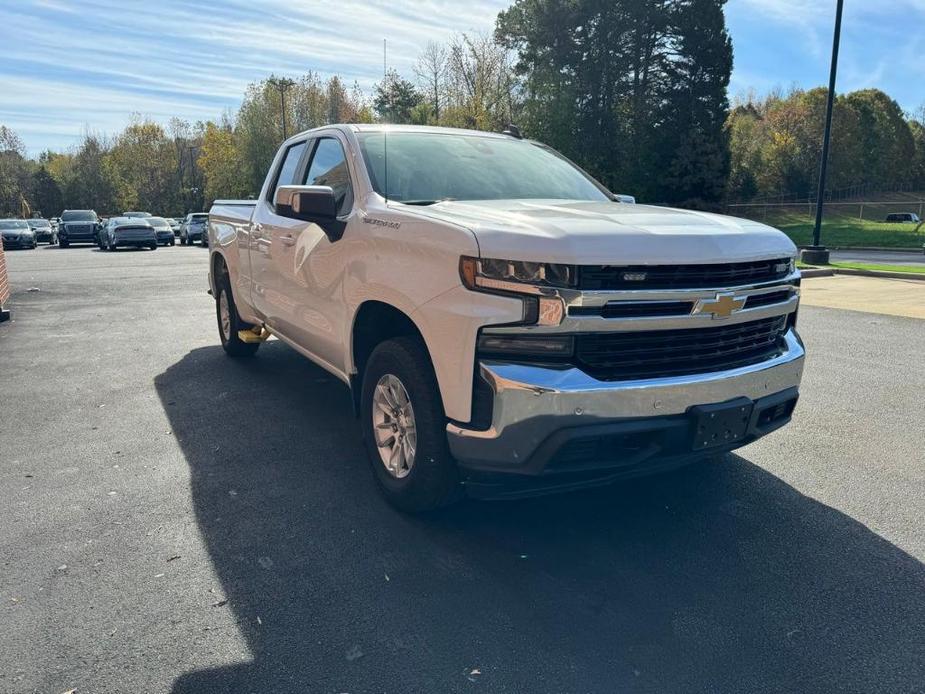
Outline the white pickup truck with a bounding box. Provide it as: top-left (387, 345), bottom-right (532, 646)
top-left (208, 124), bottom-right (804, 511)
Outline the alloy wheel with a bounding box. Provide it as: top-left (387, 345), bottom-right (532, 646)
top-left (372, 374), bottom-right (417, 479)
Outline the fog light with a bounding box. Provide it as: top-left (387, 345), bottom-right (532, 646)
top-left (477, 334), bottom-right (574, 357)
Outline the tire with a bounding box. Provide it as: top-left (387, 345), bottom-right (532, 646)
top-left (361, 337), bottom-right (461, 512)
top-left (59, 239), bottom-right (69, 248)
top-left (149, 243), bottom-right (157, 250)
top-left (216, 273), bottom-right (259, 358)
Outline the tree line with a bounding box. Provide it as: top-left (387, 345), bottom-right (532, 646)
top-left (2, 0), bottom-right (925, 219)
top-left (727, 87), bottom-right (925, 202)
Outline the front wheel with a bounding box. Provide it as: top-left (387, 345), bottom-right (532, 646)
top-left (216, 274), bottom-right (259, 358)
top-left (361, 337), bottom-right (461, 512)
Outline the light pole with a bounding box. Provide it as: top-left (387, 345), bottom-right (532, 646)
top-left (801, 0), bottom-right (844, 266)
top-left (268, 77), bottom-right (296, 140)
top-left (187, 144), bottom-right (200, 212)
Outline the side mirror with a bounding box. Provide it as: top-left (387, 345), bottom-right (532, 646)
top-left (275, 185), bottom-right (345, 241)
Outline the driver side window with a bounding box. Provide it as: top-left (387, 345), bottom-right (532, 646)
top-left (268, 140), bottom-right (309, 204)
top-left (303, 138), bottom-right (353, 216)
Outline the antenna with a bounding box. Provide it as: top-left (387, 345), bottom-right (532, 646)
top-left (383, 38), bottom-right (389, 204)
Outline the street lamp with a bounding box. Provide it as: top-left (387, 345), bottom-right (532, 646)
top-left (268, 77), bottom-right (296, 140)
top-left (801, 0), bottom-right (844, 266)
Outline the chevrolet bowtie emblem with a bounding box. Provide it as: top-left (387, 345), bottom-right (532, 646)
top-left (694, 292), bottom-right (747, 319)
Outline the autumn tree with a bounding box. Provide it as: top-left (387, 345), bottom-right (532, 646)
top-left (199, 121), bottom-right (252, 205)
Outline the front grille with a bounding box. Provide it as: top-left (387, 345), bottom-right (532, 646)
top-left (570, 301), bottom-right (695, 318)
top-left (578, 258), bottom-right (791, 290)
top-left (743, 289), bottom-right (793, 309)
top-left (574, 316), bottom-right (788, 381)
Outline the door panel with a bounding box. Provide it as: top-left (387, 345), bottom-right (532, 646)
top-left (275, 136), bottom-right (356, 368)
top-left (249, 140), bottom-right (310, 326)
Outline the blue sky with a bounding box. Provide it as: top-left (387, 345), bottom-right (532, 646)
top-left (1, 0), bottom-right (923, 156)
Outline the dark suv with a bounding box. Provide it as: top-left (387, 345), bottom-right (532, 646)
top-left (180, 213), bottom-right (209, 246)
top-left (58, 209), bottom-right (102, 247)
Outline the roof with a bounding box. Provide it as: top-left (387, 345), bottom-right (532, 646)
top-left (347, 123), bottom-right (514, 139)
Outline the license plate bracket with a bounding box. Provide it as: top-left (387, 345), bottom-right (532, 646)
top-left (690, 398), bottom-right (754, 451)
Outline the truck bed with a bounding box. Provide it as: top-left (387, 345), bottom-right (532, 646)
top-left (210, 200), bottom-right (257, 225)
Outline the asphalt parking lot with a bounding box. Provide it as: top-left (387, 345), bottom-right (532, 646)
top-left (1, 245), bottom-right (924, 694)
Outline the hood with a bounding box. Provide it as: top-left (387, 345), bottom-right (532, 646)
top-left (62, 220), bottom-right (95, 227)
top-left (409, 200), bottom-right (796, 265)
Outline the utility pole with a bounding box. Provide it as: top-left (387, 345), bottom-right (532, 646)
top-left (268, 77), bottom-right (296, 140)
top-left (187, 144), bottom-right (200, 212)
top-left (802, 0), bottom-right (844, 266)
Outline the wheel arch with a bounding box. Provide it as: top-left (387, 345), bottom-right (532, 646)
top-left (349, 300), bottom-right (435, 416)
top-left (209, 249), bottom-right (227, 296)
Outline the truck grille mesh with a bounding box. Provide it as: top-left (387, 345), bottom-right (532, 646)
top-left (578, 258), bottom-right (791, 290)
top-left (574, 316), bottom-right (788, 381)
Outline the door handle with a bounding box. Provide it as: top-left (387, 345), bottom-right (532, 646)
top-left (280, 235), bottom-right (296, 246)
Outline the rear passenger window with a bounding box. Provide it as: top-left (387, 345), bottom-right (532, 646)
top-left (269, 140), bottom-right (308, 203)
top-left (304, 138), bottom-right (353, 215)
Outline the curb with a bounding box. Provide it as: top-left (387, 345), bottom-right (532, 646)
top-left (813, 246), bottom-right (924, 253)
top-left (799, 268), bottom-right (835, 278)
top-left (831, 268), bottom-right (925, 281)
top-left (801, 267), bottom-right (925, 281)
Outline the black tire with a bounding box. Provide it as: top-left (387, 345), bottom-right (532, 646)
top-left (216, 273), bottom-right (259, 358)
top-left (149, 243), bottom-right (157, 250)
top-left (361, 337), bottom-right (461, 512)
top-left (59, 239), bottom-right (69, 248)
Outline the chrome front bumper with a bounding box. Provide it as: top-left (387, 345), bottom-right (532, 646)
top-left (447, 329), bottom-right (805, 472)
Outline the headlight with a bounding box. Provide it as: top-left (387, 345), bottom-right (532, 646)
top-left (460, 256), bottom-right (574, 290)
top-left (459, 256), bottom-right (574, 326)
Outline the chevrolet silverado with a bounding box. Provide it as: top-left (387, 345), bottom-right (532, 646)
top-left (207, 125), bottom-right (804, 511)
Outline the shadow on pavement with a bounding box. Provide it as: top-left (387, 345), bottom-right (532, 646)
top-left (156, 342), bottom-right (925, 693)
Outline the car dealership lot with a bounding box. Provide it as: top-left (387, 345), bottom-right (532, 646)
top-left (1, 247), bottom-right (923, 694)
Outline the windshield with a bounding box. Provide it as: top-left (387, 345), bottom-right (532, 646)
top-left (357, 132), bottom-right (610, 204)
top-left (147, 217), bottom-right (169, 227)
top-left (190, 215), bottom-right (208, 224)
top-left (0, 220), bottom-right (30, 230)
top-left (61, 210), bottom-right (97, 222)
top-left (124, 211), bottom-right (151, 217)
top-left (28, 219), bottom-right (50, 227)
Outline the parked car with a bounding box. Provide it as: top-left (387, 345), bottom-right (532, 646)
top-left (180, 213), bottom-right (209, 245)
top-left (0, 219), bottom-right (37, 249)
top-left (58, 209), bottom-right (101, 247)
top-left (98, 217), bottom-right (158, 251)
top-left (166, 218), bottom-right (182, 236)
top-left (147, 216), bottom-right (176, 246)
top-left (207, 124), bottom-right (805, 511)
top-left (123, 211), bottom-right (152, 218)
top-left (885, 212), bottom-right (921, 224)
top-left (27, 218), bottom-right (56, 244)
